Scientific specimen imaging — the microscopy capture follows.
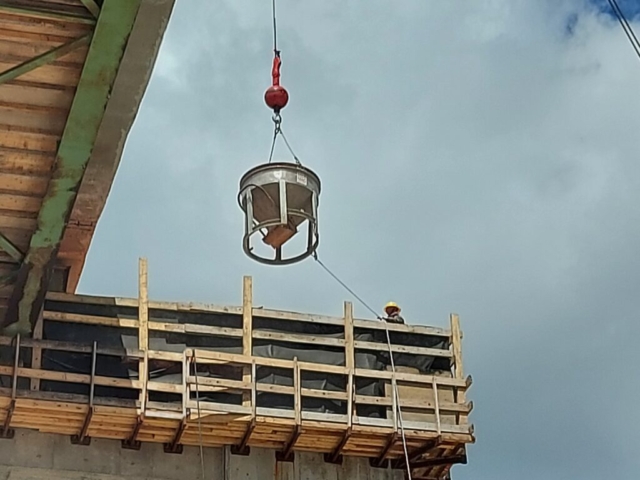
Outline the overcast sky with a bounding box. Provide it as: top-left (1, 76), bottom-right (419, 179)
top-left (79, 1), bottom-right (640, 478)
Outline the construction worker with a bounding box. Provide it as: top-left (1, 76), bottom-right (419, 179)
top-left (383, 302), bottom-right (405, 324)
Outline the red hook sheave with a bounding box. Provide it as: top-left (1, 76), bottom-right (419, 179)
top-left (265, 54), bottom-right (289, 113)
top-left (271, 55), bottom-right (282, 86)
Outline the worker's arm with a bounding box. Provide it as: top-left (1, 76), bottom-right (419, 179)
top-left (383, 315), bottom-right (405, 324)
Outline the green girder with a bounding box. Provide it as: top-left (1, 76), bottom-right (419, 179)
top-left (2, 0), bottom-right (143, 336)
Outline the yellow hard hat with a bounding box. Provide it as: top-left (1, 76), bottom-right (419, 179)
top-left (384, 301), bottom-right (400, 313)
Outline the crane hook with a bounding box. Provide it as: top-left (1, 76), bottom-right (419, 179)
top-left (264, 52), bottom-right (289, 114)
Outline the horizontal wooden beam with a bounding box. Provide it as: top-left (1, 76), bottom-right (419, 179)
top-left (43, 292), bottom-right (451, 337)
top-left (0, 334), bottom-right (140, 358)
top-left (252, 329), bottom-right (344, 347)
top-left (43, 311), bottom-right (139, 329)
top-left (0, 331), bottom-right (468, 391)
top-left (0, 2), bottom-right (96, 24)
top-left (354, 340), bottom-right (453, 358)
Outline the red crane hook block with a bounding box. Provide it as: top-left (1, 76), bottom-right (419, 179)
top-left (264, 54), bottom-right (289, 113)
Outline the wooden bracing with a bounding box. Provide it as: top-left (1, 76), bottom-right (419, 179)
top-left (0, 258), bottom-right (474, 480)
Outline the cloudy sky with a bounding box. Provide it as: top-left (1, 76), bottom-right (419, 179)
top-left (79, 1), bottom-right (640, 478)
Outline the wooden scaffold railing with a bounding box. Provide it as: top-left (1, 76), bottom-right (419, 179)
top-left (0, 257), bottom-right (473, 479)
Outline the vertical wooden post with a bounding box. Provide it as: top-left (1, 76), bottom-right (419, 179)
top-left (280, 357), bottom-right (302, 461)
top-left (432, 378), bottom-right (441, 435)
top-left (30, 311), bottom-right (43, 391)
top-left (165, 350), bottom-right (189, 453)
top-left (343, 301), bottom-right (354, 370)
top-left (138, 258), bottom-right (149, 413)
top-left (181, 351), bottom-right (188, 419)
top-left (449, 313), bottom-right (466, 425)
top-left (250, 360), bottom-right (257, 418)
top-left (343, 301), bottom-right (355, 433)
top-left (390, 374), bottom-right (398, 432)
top-left (346, 369), bottom-right (354, 428)
top-left (242, 276), bottom-right (253, 406)
top-left (293, 358), bottom-right (301, 426)
top-left (450, 313), bottom-right (463, 380)
top-left (233, 359), bottom-right (258, 455)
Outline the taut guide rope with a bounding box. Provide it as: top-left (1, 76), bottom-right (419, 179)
top-left (313, 253), bottom-right (413, 479)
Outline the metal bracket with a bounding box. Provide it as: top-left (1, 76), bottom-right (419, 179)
top-left (164, 353), bottom-right (189, 454)
top-left (164, 419), bottom-right (187, 454)
top-left (123, 347), bottom-right (147, 450)
top-left (121, 416), bottom-right (143, 450)
top-left (325, 427), bottom-right (352, 464)
top-left (325, 427), bottom-right (351, 465)
top-left (276, 425), bottom-right (301, 463)
top-left (277, 359), bottom-right (301, 462)
top-left (231, 360), bottom-right (257, 456)
top-left (324, 452), bottom-right (343, 465)
top-left (231, 418), bottom-right (255, 456)
top-left (71, 341), bottom-right (97, 446)
top-left (390, 437), bottom-right (440, 470)
top-left (380, 432), bottom-right (398, 463)
top-left (326, 369), bottom-right (354, 465)
top-left (409, 453), bottom-right (467, 470)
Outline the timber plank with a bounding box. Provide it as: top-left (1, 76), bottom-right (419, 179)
top-left (0, 13), bottom-right (92, 37)
top-left (0, 190), bottom-right (42, 213)
top-left (0, 84), bottom-right (73, 110)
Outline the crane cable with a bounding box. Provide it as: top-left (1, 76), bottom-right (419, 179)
top-left (265, 0), bottom-right (301, 166)
top-left (271, 0), bottom-right (278, 54)
top-left (607, 0), bottom-right (640, 61)
top-left (313, 254), bottom-right (414, 479)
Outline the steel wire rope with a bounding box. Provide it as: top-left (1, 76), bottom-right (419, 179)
top-left (313, 254), bottom-right (413, 479)
top-left (266, 0), bottom-right (302, 166)
top-left (272, 0), bottom-right (278, 55)
top-left (267, 114), bottom-right (302, 166)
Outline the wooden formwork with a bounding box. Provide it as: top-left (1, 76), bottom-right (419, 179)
top-left (0, 258), bottom-right (474, 480)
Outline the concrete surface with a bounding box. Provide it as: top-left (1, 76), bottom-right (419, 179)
top-left (0, 430), bottom-right (403, 480)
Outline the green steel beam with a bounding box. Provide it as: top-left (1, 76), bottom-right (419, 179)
top-left (80, 0), bottom-right (100, 18)
top-left (0, 34), bottom-right (92, 86)
top-left (3, 0), bottom-right (143, 336)
top-left (0, 232), bottom-right (23, 263)
top-left (0, 2), bottom-right (96, 24)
